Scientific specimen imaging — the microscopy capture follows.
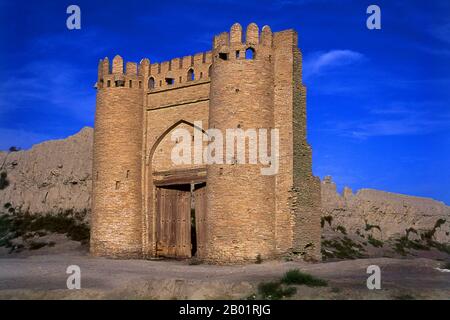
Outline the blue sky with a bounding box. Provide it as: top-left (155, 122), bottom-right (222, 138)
top-left (0, 0), bottom-right (449, 203)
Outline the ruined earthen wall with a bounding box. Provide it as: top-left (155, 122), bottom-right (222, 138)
top-left (291, 43), bottom-right (322, 260)
top-left (321, 177), bottom-right (450, 243)
top-left (0, 128), bottom-right (93, 216)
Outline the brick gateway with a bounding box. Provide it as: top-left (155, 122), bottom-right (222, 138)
top-left (91, 23), bottom-right (321, 264)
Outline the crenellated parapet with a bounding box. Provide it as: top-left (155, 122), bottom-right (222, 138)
top-left (147, 51), bottom-right (212, 91)
top-left (96, 55), bottom-right (149, 90)
top-left (213, 22), bottom-right (273, 63)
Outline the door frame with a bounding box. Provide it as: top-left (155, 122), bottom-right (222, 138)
top-left (151, 168), bottom-right (207, 259)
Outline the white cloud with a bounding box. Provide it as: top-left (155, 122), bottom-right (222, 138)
top-left (303, 49), bottom-right (364, 78)
top-left (324, 110), bottom-right (450, 139)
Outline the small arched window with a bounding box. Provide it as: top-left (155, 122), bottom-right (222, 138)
top-left (148, 77), bottom-right (155, 89)
top-left (208, 65), bottom-right (212, 77)
top-left (245, 47), bottom-right (255, 60)
top-left (187, 68), bottom-right (195, 81)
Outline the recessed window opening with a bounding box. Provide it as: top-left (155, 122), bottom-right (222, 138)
top-left (129, 80), bottom-right (132, 88)
top-left (148, 77), bottom-right (155, 89)
top-left (187, 69), bottom-right (195, 81)
top-left (165, 77), bottom-right (175, 85)
top-left (115, 80), bottom-right (125, 87)
top-left (115, 181), bottom-right (120, 190)
top-left (236, 50), bottom-right (240, 58)
top-left (245, 47), bottom-right (255, 60)
top-left (219, 52), bottom-right (228, 61)
top-left (139, 81), bottom-right (142, 88)
top-left (107, 80), bottom-right (111, 87)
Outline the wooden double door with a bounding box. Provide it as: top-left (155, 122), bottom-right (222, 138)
top-left (155, 183), bottom-right (206, 258)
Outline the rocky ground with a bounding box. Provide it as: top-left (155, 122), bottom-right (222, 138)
top-left (0, 203), bottom-right (447, 299)
top-left (0, 249), bottom-right (448, 299)
top-left (0, 127), bottom-right (449, 299)
top-left (0, 221), bottom-right (448, 300)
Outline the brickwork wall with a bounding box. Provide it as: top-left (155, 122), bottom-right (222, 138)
top-left (147, 52), bottom-right (212, 93)
top-left (291, 46), bottom-right (322, 261)
top-left (205, 23), bottom-right (276, 263)
top-left (91, 23), bottom-right (322, 263)
top-left (272, 30), bottom-right (295, 255)
top-left (91, 56), bottom-right (144, 258)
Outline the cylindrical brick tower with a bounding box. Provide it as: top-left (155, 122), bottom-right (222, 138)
top-left (91, 55), bottom-right (145, 258)
top-left (205, 23), bottom-right (276, 263)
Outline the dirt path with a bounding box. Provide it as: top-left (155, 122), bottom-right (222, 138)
top-left (0, 253), bottom-right (448, 299)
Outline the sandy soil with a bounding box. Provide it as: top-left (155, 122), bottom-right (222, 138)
top-left (0, 251), bottom-right (448, 299)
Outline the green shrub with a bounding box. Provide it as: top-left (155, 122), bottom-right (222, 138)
top-left (29, 241), bottom-right (48, 250)
top-left (322, 237), bottom-right (366, 260)
top-left (281, 269), bottom-right (328, 287)
top-left (336, 225), bottom-right (347, 235)
top-left (0, 210), bottom-right (90, 251)
top-left (257, 281), bottom-right (296, 300)
top-left (11, 211), bottom-right (90, 244)
top-left (394, 236), bottom-right (429, 255)
top-left (367, 235), bottom-right (383, 248)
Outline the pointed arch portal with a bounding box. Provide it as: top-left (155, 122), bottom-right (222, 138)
top-left (147, 120), bottom-right (207, 259)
